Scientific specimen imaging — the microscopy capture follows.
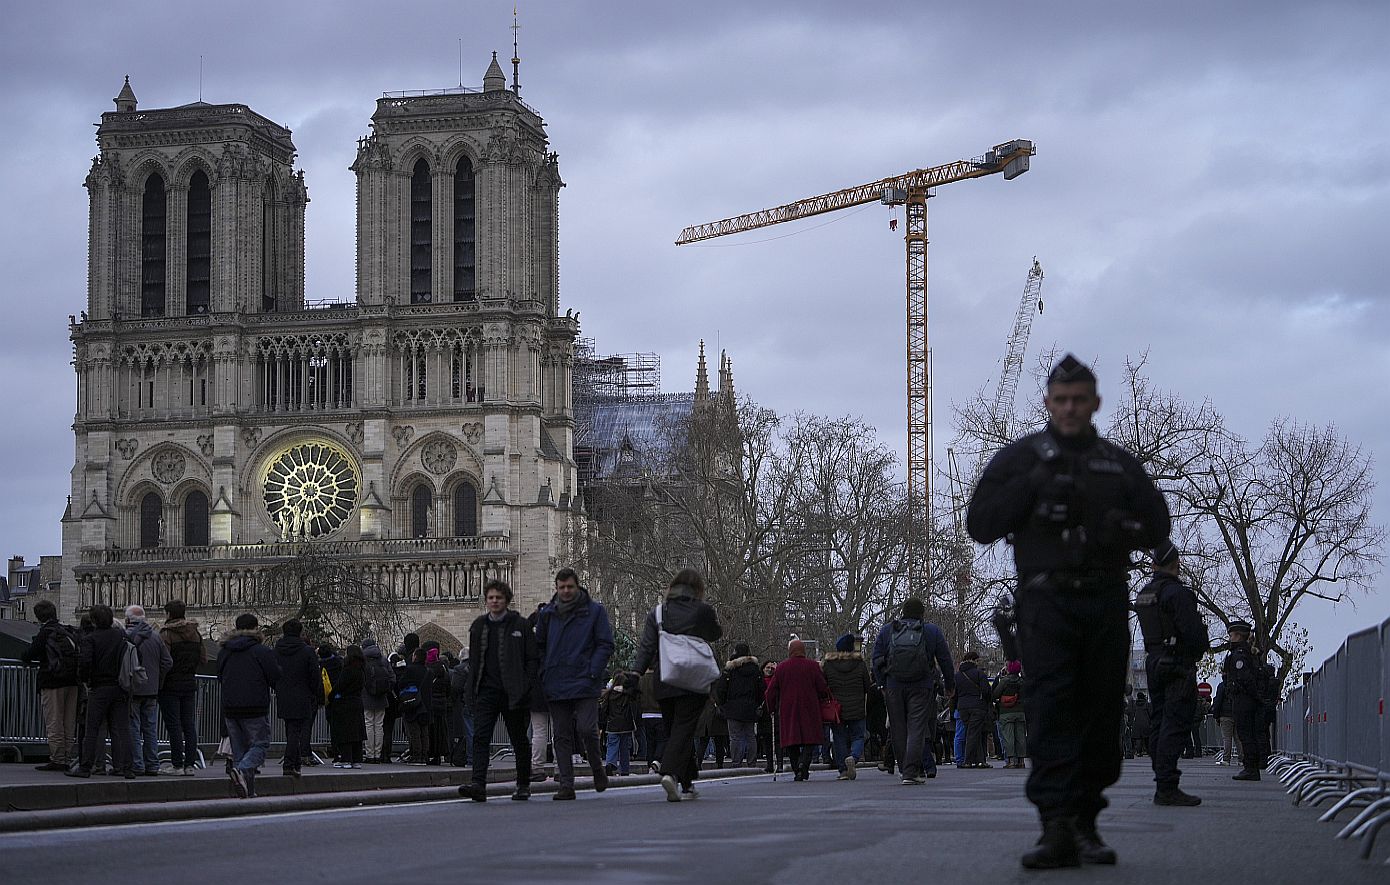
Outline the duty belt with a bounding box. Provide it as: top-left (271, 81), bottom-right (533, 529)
top-left (1024, 571), bottom-right (1128, 591)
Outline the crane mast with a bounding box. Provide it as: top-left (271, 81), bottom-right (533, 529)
top-left (676, 139), bottom-right (1035, 598)
top-left (974, 258), bottom-right (1045, 483)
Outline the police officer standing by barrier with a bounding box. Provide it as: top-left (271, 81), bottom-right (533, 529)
top-left (967, 354), bottom-right (1170, 870)
top-left (1221, 620), bottom-right (1268, 781)
top-left (1135, 541), bottom-right (1207, 807)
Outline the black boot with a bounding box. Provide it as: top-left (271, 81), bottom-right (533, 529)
top-left (1154, 786), bottom-right (1202, 806)
top-left (1232, 769), bottom-right (1261, 781)
top-left (1074, 819), bottom-right (1118, 864)
top-left (1021, 818), bottom-right (1081, 870)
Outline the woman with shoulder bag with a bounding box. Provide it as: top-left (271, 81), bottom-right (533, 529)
top-left (633, 569), bottom-right (723, 803)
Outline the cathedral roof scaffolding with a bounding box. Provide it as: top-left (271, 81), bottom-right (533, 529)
top-left (573, 340), bottom-right (693, 485)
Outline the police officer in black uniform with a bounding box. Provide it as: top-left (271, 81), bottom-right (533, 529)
top-left (967, 354), bottom-right (1170, 870)
top-left (1221, 620), bottom-right (1269, 780)
top-left (1134, 541), bottom-right (1208, 806)
top-left (1222, 620), bottom-right (1268, 780)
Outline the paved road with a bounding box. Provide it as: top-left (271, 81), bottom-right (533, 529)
top-left (2, 759), bottom-right (1382, 883)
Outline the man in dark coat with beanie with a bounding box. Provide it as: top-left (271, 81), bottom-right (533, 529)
top-left (273, 619), bottom-right (321, 777)
top-left (217, 613), bottom-right (281, 798)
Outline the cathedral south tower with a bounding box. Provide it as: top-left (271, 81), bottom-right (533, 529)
top-left (64, 60), bottom-right (580, 643)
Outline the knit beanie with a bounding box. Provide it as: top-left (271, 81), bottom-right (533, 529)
top-left (1006, 660), bottom-right (1022, 675)
top-left (834, 634), bottom-right (855, 653)
top-left (426, 648), bottom-right (440, 664)
top-left (733, 642), bottom-right (751, 658)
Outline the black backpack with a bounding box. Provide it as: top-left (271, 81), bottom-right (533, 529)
top-left (44, 625), bottom-right (80, 682)
top-left (887, 621), bottom-right (931, 682)
top-left (365, 660), bottom-right (393, 697)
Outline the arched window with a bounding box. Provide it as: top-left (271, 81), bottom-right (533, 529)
top-left (262, 180), bottom-right (278, 312)
top-left (139, 492), bottom-right (163, 549)
top-left (141, 173), bottom-right (167, 317)
top-left (183, 490), bottom-right (209, 547)
top-left (410, 160), bottom-right (432, 304)
top-left (453, 482), bottom-right (478, 537)
top-left (411, 485), bottom-right (432, 538)
top-left (453, 156), bottom-right (476, 302)
top-left (186, 170), bottom-right (211, 315)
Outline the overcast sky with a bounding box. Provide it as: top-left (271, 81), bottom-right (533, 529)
top-left (2, 1), bottom-right (1386, 669)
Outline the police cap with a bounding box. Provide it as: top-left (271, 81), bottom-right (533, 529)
top-left (1226, 619), bottom-right (1253, 633)
top-left (1151, 541), bottom-right (1179, 568)
top-left (1047, 353), bottom-right (1097, 386)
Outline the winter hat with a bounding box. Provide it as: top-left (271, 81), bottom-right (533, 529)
top-left (426, 648), bottom-right (440, 664)
top-left (318, 644), bottom-right (336, 659)
top-left (788, 638), bottom-right (806, 657)
top-left (361, 636), bottom-right (379, 652)
top-left (733, 642), bottom-right (751, 658)
top-left (1006, 660), bottom-right (1022, 675)
top-left (835, 634), bottom-right (855, 653)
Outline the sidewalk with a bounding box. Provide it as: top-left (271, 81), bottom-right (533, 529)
top-left (0, 759), bottom-right (772, 831)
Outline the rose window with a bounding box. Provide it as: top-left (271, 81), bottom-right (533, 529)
top-left (262, 441), bottom-right (360, 540)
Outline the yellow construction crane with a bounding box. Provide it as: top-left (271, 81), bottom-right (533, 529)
top-left (676, 139), bottom-right (1035, 595)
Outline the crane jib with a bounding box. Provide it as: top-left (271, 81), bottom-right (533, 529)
top-left (674, 140), bottom-right (1034, 245)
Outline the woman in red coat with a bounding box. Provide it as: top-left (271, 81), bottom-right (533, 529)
top-left (765, 639), bottom-right (832, 781)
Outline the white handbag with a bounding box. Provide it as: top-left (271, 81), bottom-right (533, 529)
top-left (656, 603), bottom-right (721, 693)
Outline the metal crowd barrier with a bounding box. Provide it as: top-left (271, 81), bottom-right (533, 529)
top-left (1268, 617), bottom-right (1390, 865)
top-left (0, 659), bottom-right (408, 763)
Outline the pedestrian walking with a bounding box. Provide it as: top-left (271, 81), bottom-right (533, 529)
top-left (21, 600), bottom-right (81, 772)
top-left (765, 638), bottom-right (831, 782)
top-left (870, 597), bottom-right (954, 785)
top-left (123, 605), bottom-right (172, 776)
top-left (955, 651), bottom-right (993, 769)
top-left (273, 619), bottom-right (320, 777)
top-left (535, 568), bottom-right (614, 800)
top-left (457, 579), bottom-right (537, 802)
top-left (157, 600), bottom-right (204, 775)
top-left (526, 602), bottom-right (554, 783)
top-left (1132, 693), bottom-right (1152, 756)
top-left (966, 352), bottom-right (1170, 869)
top-left (1135, 541), bottom-right (1209, 806)
top-left (822, 634), bottom-right (871, 781)
top-left (638, 669), bottom-right (666, 773)
top-left (425, 645), bottom-right (451, 765)
top-left (68, 604), bottom-right (134, 779)
top-left (329, 644), bottom-right (367, 767)
top-left (759, 660), bottom-right (780, 772)
top-left (716, 643), bottom-right (764, 767)
top-left (216, 613), bottom-right (281, 798)
top-left (398, 648), bottom-right (434, 766)
top-left (1211, 681), bottom-right (1237, 766)
top-left (361, 636), bottom-right (392, 763)
top-left (633, 569), bottom-right (724, 803)
top-left (599, 670), bottom-right (638, 776)
top-left (993, 660), bottom-right (1027, 768)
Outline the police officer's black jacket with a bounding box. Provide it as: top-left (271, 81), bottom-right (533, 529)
top-left (966, 424), bottom-right (1170, 579)
top-left (1135, 572), bottom-right (1208, 664)
top-left (1221, 641), bottom-right (1266, 706)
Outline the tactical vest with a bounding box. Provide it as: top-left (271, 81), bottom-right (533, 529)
top-left (1133, 578), bottom-right (1175, 653)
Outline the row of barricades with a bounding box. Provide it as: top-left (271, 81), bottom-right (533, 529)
top-left (1269, 615), bottom-right (1390, 865)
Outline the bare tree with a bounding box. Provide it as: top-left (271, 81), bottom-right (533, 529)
top-left (246, 549), bottom-right (405, 648)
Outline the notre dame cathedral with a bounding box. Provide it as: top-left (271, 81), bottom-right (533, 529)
top-left (60, 55), bottom-right (582, 642)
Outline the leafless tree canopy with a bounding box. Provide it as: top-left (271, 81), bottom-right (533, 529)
top-left (569, 401), bottom-right (913, 660)
top-left (247, 549), bottom-right (406, 648)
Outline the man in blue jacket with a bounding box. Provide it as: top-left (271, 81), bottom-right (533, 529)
top-left (536, 568), bottom-right (614, 800)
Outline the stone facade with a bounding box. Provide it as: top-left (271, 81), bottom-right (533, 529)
top-left (61, 63), bottom-right (580, 643)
